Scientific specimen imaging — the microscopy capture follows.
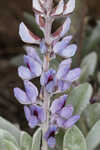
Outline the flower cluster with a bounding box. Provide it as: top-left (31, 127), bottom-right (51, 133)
top-left (14, 0), bottom-right (81, 149)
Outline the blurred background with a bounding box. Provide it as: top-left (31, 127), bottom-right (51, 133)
top-left (0, 0), bottom-right (100, 134)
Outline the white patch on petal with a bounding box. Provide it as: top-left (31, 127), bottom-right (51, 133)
top-left (60, 17), bottom-right (71, 37)
top-left (51, 0), bottom-right (64, 16)
top-left (63, 0), bottom-right (75, 15)
top-left (32, 0), bottom-right (44, 13)
top-left (19, 22), bottom-right (40, 44)
top-left (61, 44), bottom-right (77, 58)
top-left (18, 66), bottom-right (33, 80)
top-left (53, 35), bottom-right (72, 53)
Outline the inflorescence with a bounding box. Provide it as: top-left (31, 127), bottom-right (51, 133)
top-left (14, 0), bottom-right (81, 148)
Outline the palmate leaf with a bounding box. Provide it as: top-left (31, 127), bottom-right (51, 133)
top-left (63, 125), bottom-right (87, 150)
top-left (31, 128), bottom-right (42, 150)
top-left (67, 83), bottom-right (93, 115)
top-left (0, 117), bottom-right (21, 145)
top-left (86, 120), bottom-right (100, 150)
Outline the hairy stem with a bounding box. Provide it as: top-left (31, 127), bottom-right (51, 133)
top-left (42, 1), bottom-right (53, 150)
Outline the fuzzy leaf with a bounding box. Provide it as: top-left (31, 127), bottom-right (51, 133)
top-left (31, 128), bottom-right (42, 150)
top-left (20, 131), bottom-right (32, 150)
top-left (0, 117), bottom-right (21, 145)
top-left (84, 103), bottom-right (100, 129)
top-left (80, 52), bottom-right (97, 82)
top-left (86, 120), bottom-right (100, 150)
top-left (67, 83), bottom-right (93, 115)
top-left (63, 125), bottom-right (87, 150)
top-left (0, 139), bottom-right (20, 150)
top-left (0, 129), bottom-right (18, 146)
top-left (56, 130), bottom-right (65, 150)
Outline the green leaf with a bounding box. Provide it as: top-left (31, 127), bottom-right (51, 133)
top-left (67, 83), bottom-right (93, 115)
top-left (20, 131), bottom-right (32, 150)
top-left (63, 125), bottom-right (87, 150)
top-left (86, 120), bottom-right (100, 150)
top-left (0, 129), bottom-right (18, 146)
top-left (80, 52), bottom-right (97, 82)
top-left (31, 128), bottom-right (42, 150)
top-left (84, 103), bottom-right (100, 129)
top-left (56, 129), bottom-right (65, 150)
top-left (0, 139), bottom-right (20, 150)
top-left (0, 117), bottom-right (21, 145)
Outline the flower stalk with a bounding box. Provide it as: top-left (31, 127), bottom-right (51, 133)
top-left (14, 0), bottom-right (81, 149)
top-left (42, 1), bottom-right (53, 149)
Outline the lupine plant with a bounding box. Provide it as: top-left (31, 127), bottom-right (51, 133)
top-left (14, 0), bottom-right (81, 149)
top-left (1, 0), bottom-right (100, 150)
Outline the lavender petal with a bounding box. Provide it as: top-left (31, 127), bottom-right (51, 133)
top-left (18, 66), bottom-right (33, 80)
top-left (48, 137), bottom-right (56, 148)
top-left (64, 115), bottom-right (80, 128)
top-left (59, 105), bottom-right (74, 119)
top-left (64, 68), bottom-right (81, 82)
top-left (24, 80), bottom-right (38, 103)
top-left (50, 95), bottom-right (68, 114)
top-left (14, 88), bottom-right (31, 104)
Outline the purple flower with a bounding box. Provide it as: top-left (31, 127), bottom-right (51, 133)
top-left (53, 35), bottom-right (77, 58)
top-left (44, 126), bottom-right (57, 148)
top-left (24, 105), bottom-right (46, 128)
top-left (40, 69), bottom-right (57, 93)
top-left (24, 46), bottom-right (42, 65)
top-left (56, 58), bottom-right (72, 80)
top-left (40, 60), bottom-right (81, 93)
top-left (56, 58), bottom-right (81, 92)
top-left (18, 53), bottom-right (42, 80)
top-left (50, 95), bottom-right (68, 114)
top-left (50, 95), bottom-right (80, 128)
top-left (14, 80), bottom-right (38, 104)
top-left (64, 115), bottom-right (80, 128)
